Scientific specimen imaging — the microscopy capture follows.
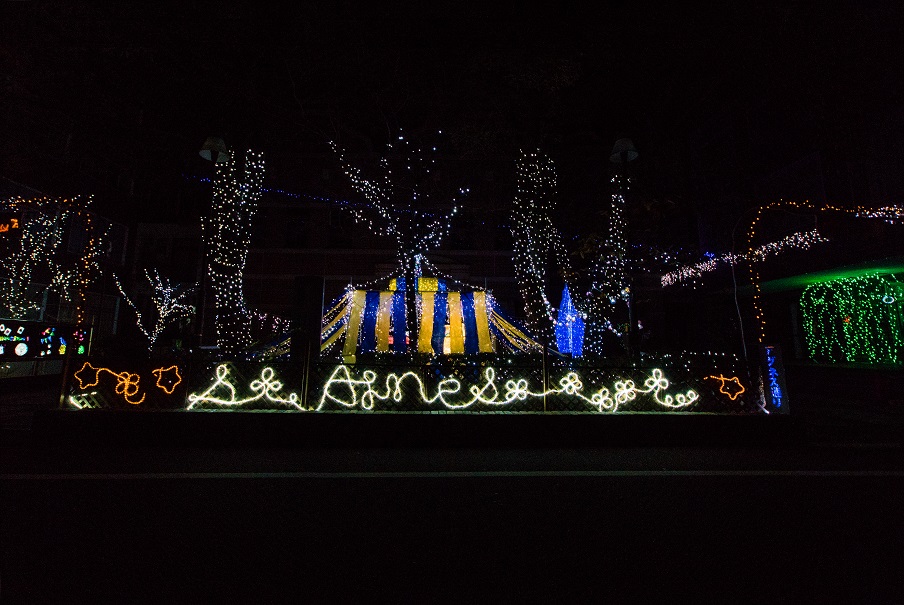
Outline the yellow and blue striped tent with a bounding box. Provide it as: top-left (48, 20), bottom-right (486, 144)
top-left (320, 277), bottom-right (540, 361)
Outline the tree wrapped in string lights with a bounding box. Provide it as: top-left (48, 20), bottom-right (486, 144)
top-left (0, 196), bottom-right (108, 323)
top-left (579, 175), bottom-right (632, 354)
top-left (201, 149), bottom-right (265, 354)
top-left (510, 150), bottom-right (572, 345)
top-left (115, 269), bottom-right (195, 353)
top-left (330, 130), bottom-right (467, 350)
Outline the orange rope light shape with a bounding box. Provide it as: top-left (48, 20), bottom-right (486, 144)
top-left (152, 366), bottom-right (182, 394)
top-left (73, 361), bottom-right (146, 405)
top-left (705, 374), bottom-right (746, 401)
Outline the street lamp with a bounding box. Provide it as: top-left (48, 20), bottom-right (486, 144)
top-left (610, 138), bottom-right (638, 165)
top-left (199, 136), bottom-right (229, 164)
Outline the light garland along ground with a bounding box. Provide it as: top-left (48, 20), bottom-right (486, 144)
top-left (185, 363), bottom-right (703, 413)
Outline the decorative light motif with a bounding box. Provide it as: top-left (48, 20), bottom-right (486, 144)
top-left (0, 216), bottom-right (20, 233)
top-left (554, 283), bottom-right (584, 356)
top-left (575, 175), bottom-right (635, 356)
top-left (746, 200), bottom-right (903, 343)
top-left (762, 346), bottom-right (785, 409)
top-left (318, 365), bottom-right (698, 412)
top-left (330, 130), bottom-right (467, 348)
top-left (318, 275), bottom-right (542, 359)
top-left (73, 361), bottom-right (145, 405)
top-left (660, 229), bottom-right (830, 287)
top-left (67, 392), bottom-right (98, 409)
top-left (0, 196), bottom-right (108, 323)
top-left (115, 269), bottom-right (195, 352)
top-left (152, 365), bottom-right (182, 394)
top-left (187, 364), bottom-right (304, 410)
top-left (799, 273), bottom-right (902, 365)
top-left (201, 149), bottom-right (281, 353)
top-left (68, 363), bottom-right (184, 407)
top-left (510, 150), bottom-right (572, 344)
top-left (185, 363), bottom-right (698, 413)
top-left (593, 175), bottom-right (630, 305)
top-left (705, 374), bottom-right (746, 401)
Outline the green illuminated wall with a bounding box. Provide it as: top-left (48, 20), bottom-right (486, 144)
top-left (799, 274), bottom-right (903, 365)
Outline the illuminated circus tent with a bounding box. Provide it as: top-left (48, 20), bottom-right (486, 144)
top-left (320, 276), bottom-right (541, 361)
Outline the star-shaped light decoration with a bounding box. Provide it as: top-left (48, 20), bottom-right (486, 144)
top-left (152, 365), bottom-right (182, 395)
top-left (706, 374), bottom-right (746, 401)
top-left (73, 362), bottom-right (102, 389)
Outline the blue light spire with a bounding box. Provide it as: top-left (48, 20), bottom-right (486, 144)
top-left (555, 284), bottom-right (585, 357)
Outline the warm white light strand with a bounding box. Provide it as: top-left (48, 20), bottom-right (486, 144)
top-left (185, 363), bottom-right (699, 413)
top-left (115, 269), bottom-right (195, 352)
top-left (660, 228), bottom-right (830, 287)
top-left (0, 196), bottom-right (108, 323)
top-left (201, 149), bottom-right (267, 353)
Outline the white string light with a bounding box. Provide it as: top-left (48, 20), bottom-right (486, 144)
top-left (201, 149), bottom-right (280, 353)
top-left (510, 150), bottom-right (573, 344)
top-left (575, 176), bottom-right (633, 355)
top-left (0, 196), bottom-right (108, 323)
top-left (330, 129), bottom-right (468, 348)
top-left (660, 228), bottom-right (830, 287)
top-left (114, 269), bottom-right (195, 352)
top-left (186, 363), bottom-right (699, 413)
top-left (187, 364), bottom-right (304, 410)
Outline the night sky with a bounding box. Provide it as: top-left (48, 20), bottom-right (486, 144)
top-left (2, 2), bottom-right (902, 228)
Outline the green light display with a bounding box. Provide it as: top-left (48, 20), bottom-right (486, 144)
top-left (800, 274), bottom-right (903, 365)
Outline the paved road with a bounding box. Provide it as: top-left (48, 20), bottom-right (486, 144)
top-left (2, 378), bottom-right (903, 603)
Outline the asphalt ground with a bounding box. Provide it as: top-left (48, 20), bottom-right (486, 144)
top-left (2, 376), bottom-right (903, 603)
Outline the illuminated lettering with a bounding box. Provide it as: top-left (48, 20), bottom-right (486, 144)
top-left (187, 365), bottom-right (304, 410)
top-left (315, 365), bottom-right (698, 412)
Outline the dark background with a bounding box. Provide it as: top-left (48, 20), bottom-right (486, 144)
top-left (3, 2), bottom-right (902, 240)
top-left (3, 5), bottom-right (903, 603)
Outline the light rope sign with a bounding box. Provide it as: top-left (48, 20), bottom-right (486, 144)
top-left (187, 364), bottom-right (700, 413)
top-left (69, 362), bottom-right (184, 407)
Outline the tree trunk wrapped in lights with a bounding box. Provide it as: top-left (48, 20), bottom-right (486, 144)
top-left (510, 150), bottom-right (572, 346)
top-left (201, 149), bottom-right (265, 355)
top-left (579, 175), bottom-right (631, 355)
